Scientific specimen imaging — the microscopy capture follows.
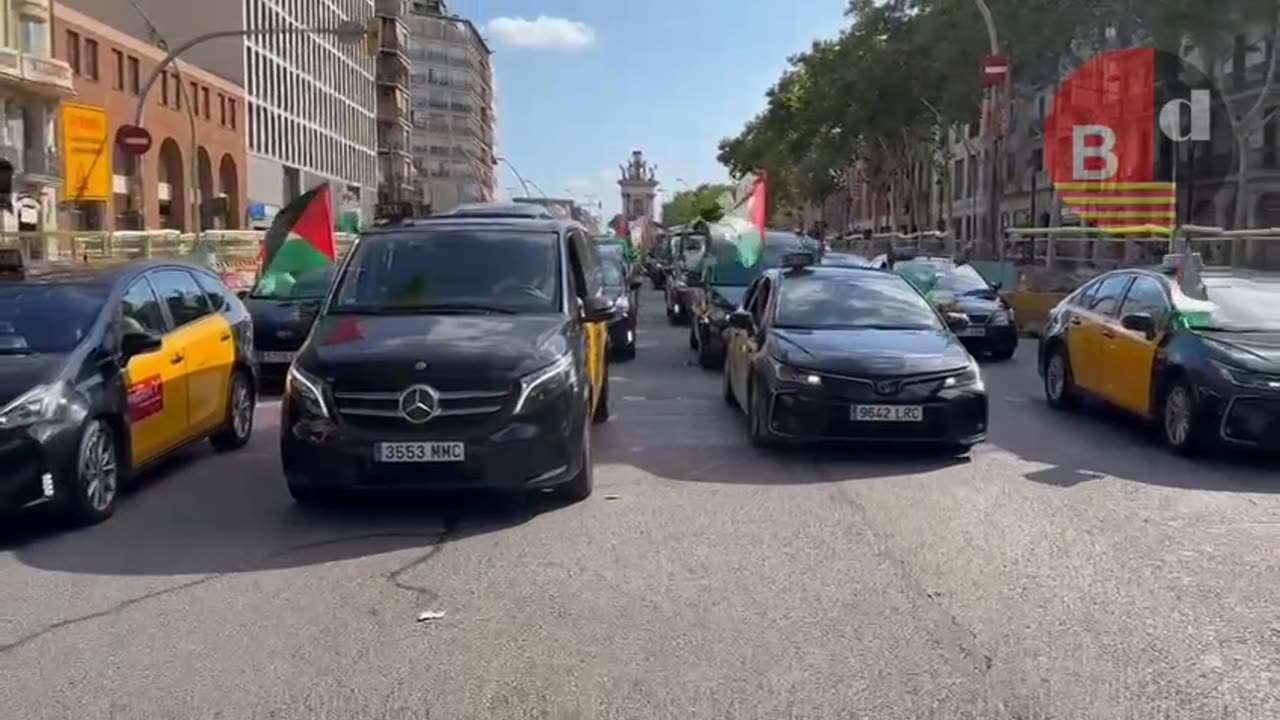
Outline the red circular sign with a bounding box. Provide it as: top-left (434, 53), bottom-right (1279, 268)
top-left (981, 54), bottom-right (1009, 86)
top-left (115, 125), bottom-right (153, 155)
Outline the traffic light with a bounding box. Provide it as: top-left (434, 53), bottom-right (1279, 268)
top-left (365, 17), bottom-right (381, 56)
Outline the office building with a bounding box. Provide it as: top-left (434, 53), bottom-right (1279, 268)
top-left (0, 0), bottom-right (73, 234)
top-left (54, 3), bottom-right (247, 232)
top-left (405, 0), bottom-right (495, 212)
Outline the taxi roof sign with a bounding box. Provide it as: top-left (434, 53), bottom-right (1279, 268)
top-left (781, 251), bottom-right (816, 270)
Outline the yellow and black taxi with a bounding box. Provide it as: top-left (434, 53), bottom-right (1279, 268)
top-left (1039, 255), bottom-right (1280, 454)
top-left (722, 252), bottom-right (987, 452)
top-left (241, 264), bottom-right (337, 379)
top-left (891, 255), bottom-right (1018, 360)
top-left (280, 209), bottom-right (615, 505)
top-left (598, 245), bottom-right (643, 360)
top-left (687, 230), bottom-right (816, 369)
top-left (0, 250), bottom-right (257, 525)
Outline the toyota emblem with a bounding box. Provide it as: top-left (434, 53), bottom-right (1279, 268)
top-left (873, 380), bottom-right (901, 395)
top-left (398, 384), bottom-right (440, 424)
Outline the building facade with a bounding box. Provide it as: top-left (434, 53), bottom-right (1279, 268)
top-left (0, 0), bottom-right (73, 234)
top-left (53, 3), bottom-right (247, 232)
top-left (405, 0), bottom-right (495, 212)
top-left (243, 0), bottom-right (376, 230)
top-left (373, 0), bottom-right (415, 213)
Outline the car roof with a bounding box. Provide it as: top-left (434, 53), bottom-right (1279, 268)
top-left (0, 258), bottom-right (215, 288)
top-left (363, 215), bottom-right (578, 237)
top-left (768, 263), bottom-right (896, 282)
top-left (439, 202), bottom-right (556, 219)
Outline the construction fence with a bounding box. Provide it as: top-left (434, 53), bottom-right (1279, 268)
top-left (0, 230), bottom-right (359, 292)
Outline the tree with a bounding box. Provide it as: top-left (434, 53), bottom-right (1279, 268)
top-left (661, 183), bottom-right (733, 226)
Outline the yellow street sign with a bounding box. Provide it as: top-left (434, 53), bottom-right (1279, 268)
top-left (60, 103), bottom-right (111, 202)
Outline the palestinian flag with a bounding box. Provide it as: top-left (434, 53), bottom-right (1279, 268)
top-left (257, 184), bottom-right (337, 291)
top-left (717, 171), bottom-right (767, 267)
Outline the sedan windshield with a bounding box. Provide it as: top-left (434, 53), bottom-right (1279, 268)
top-left (0, 283), bottom-right (107, 353)
top-left (250, 265), bottom-right (336, 300)
top-left (895, 261), bottom-right (991, 294)
top-left (775, 273), bottom-right (943, 331)
top-left (1181, 280), bottom-right (1280, 332)
top-left (330, 229), bottom-right (561, 314)
top-left (599, 259), bottom-right (625, 289)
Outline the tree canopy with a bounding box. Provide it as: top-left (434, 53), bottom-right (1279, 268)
top-left (660, 183), bottom-right (733, 226)
top-left (717, 0), bottom-right (1277, 225)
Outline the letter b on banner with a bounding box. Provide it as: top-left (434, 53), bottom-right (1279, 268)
top-left (1072, 125), bottom-right (1118, 181)
top-left (1158, 89), bottom-right (1210, 142)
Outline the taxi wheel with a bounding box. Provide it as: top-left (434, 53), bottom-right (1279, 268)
top-left (62, 419), bottom-right (121, 526)
top-left (556, 413), bottom-right (594, 503)
top-left (746, 382), bottom-right (775, 448)
top-left (722, 365), bottom-right (738, 408)
top-left (1158, 379), bottom-right (1202, 456)
top-left (1043, 345), bottom-right (1079, 410)
top-left (210, 369), bottom-right (255, 452)
top-left (592, 363), bottom-right (611, 424)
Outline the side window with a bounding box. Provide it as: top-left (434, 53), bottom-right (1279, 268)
top-left (740, 277), bottom-right (763, 313)
top-left (751, 278), bottom-right (772, 325)
top-left (1089, 274), bottom-right (1133, 317)
top-left (1070, 278), bottom-right (1102, 308)
top-left (192, 271), bottom-right (233, 313)
top-left (577, 233), bottom-right (603, 298)
top-left (119, 279), bottom-right (167, 336)
top-left (149, 269), bottom-right (212, 327)
top-left (1118, 276), bottom-right (1170, 325)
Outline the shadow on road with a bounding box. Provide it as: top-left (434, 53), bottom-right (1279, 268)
top-left (1, 428), bottom-right (554, 577)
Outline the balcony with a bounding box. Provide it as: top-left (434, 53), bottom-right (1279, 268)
top-left (377, 64), bottom-right (409, 89)
top-left (379, 19), bottom-right (409, 57)
top-left (23, 148), bottom-right (61, 181)
top-left (377, 88), bottom-right (411, 123)
top-left (375, 0), bottom-right (405, 18)
top-left (0, 48), bottom-right (74, 96)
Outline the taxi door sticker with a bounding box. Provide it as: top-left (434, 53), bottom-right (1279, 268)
top-left (127, 375), bottom-right (164, 422)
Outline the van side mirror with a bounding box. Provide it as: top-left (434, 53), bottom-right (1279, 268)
top-left (121, 330), bottom-right (163, 361)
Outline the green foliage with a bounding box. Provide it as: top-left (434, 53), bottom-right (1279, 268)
top-left (661, 183), bottom-right (733, 226)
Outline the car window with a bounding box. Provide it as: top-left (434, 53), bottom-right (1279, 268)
top-left (894, 261), bottom-right (991, 294)
top-left (192, 271), bottom-right (235, 313)
top-left (1069, 277), bottom-right (1102, 308)
top-left (751, 278), bottom-right (772, 325)
top-left (1088, 274), bottom-right (1132, 316)
top-left (0, 283), bottom-right (108, 354)
top-left (1118, 276), bottom-right (1169, 325)
top-left (120, 279), bottom-right (167, 335)
top-left (1178, 279), bottom-right (1280, 332)
top-left (148, 269), bottom-right (213, 327)
top-left (331, 228), bottom-right (562, 313)
top-left (775, 272), bottom-right (944, 330)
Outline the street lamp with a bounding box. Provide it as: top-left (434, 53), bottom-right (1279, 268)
top-left (128, 21), bottom-right (366, 236)
top-left (495, 156), bottom-right (532, 198)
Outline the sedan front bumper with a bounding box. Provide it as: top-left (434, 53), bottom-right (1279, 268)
top-left (765, 384), bottom-right (988, 445)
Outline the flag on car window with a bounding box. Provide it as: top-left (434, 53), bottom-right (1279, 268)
top-left (255, 184), bottom-right (337, 295)
top-left (718, 171), bottom-right (767, 267)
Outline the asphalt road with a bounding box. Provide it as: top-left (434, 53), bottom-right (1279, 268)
top-left (2, 288), bottom-right (1279, 720)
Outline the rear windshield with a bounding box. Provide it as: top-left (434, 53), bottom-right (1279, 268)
top-left (0, 283), bottom-right (107, 353)
top-left (330, 229), bottom-right (561, 315)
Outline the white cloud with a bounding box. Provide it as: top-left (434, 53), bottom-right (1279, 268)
top-left (486, 16), bottom-right (596, 51)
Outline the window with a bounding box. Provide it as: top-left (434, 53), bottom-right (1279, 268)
top-left (160, 73), bottom-right (169, 105)
top-left (776, 274), bottom-right (943, 331)
top-left (173, 75), bottom-right (182, 109)
top-left (201, 87), bottom-right (210, 119)
top-left (751, 278), bottom-right (773, 326)
top-left (192, 271), bottom-right (236, 313)
top-left (148, 270), bottom-right (212, 327)
top-left (219, 94), bottom-right (227, 126)
top-left (191, 81), bottom-right (200, 115)
top-left (128, 56), bottom-right (140, 94)
top-left (65, 30), bottom-right (81, 74)
top-left (1088, 274), bottom-right (1133, 317)
top-left (111, 49), bottom-right (124, 90)
top-left (0, 284), bottom-right (108, 353)
top-left (228, 99), bottom-right (237, 129)
top-left (120, 279), bottom-right (167, 335)
top-left (19, 19), bottom-right (47, 54)
top-left (1118, 276), bottom-right (1169, 326)
top-left (84, 38), bottom-right (99, 80)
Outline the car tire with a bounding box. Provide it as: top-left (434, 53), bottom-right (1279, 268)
top-left (556, 415), bottom-right (594, 503)
top-left (1043, 344), bottom-right (1079, 410)
top-left (592, 362), bottom-right (610, 424)
top-left (722, 364), bottom-right (738, 408)
top-left (697, 335), bottom-right (722, 370)
top-left (1158, 378), bottom-right (1202, 456)
top-left (61, 418), bottom-right (122, 526)
top-left (210, 369), bottom-right (255, 452)
top-left (615, 339), bottom-right (636, 361)
top-left (746, 381), bottom-right (775, 448)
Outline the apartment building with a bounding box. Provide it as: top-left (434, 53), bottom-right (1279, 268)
top-left (0, 0), bottom-right (73, 234)
top-left (373, 0), bottom-right (415, 210)
top-left (53, 3), bottom-right (247, 231)
top-left (405, 0), bottom-right (495, 212)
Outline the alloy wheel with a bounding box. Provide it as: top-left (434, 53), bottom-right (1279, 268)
top-left (231, 375), bottom-right (254, 439)
top-left (81, 422), bottom-right (118, 513)
top-left (1164, 385), bottom-right (1192, 448)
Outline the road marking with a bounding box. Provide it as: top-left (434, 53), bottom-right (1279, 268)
top-left (623, 396), bottom-right (647, 401)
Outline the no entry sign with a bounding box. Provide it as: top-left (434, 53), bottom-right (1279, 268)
top-left (116, 124), bottom-right (153, 155)
top-left (982, 54), bottom-right (1009, 86)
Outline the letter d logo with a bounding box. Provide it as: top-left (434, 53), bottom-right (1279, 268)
top-left (1158, 89), bottom-right (1211, 142)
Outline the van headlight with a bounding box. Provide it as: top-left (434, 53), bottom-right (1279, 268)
top-left (286, 365), bottom-right (330, 418)
top-left (0, 383), bottom-right (74, 429)
top-left (513, 354), bottom-right (576, 414)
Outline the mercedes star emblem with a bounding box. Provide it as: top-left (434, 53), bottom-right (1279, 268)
top-left (398, 384), bottom-right (440, 424)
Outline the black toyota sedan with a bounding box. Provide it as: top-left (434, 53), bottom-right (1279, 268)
top-left (280, 212), bottom-right (615, 505)
top-left (722, 255), bottom-right (987, 452)
top-left (242, 264), bottom-right (336, 380)
top-left (892, 257), bottom-right (1018, 360)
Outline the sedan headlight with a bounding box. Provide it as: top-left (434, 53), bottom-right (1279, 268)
top-left (513, 354), bottom-right (577, 415)
top-left (989, 309), bottom-right (1013, 326)
top-left (1211, 360), bottom-right (1280, 390)
top-left (0, 383), bottom-right (73, 429)
top-left (770, 357), bottom-right (822, 386)
top-left (944, 360), bottom-right (984, 390)
top-left (286, 364), bottom-right (330, 418)
top-left (613, 296), bottom-right (630, 313)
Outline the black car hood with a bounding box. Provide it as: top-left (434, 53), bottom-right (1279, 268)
top-left (709, 284), bottom-right (749, 309)
top-left (245, 297), bottom-right (324, 346)
top-left (300, 313), bottom-right (570, 389)
top-left (771, 328), bottom-right (971, 376)
top-left (0, 353), bottom-right (65, 407)
top-left (1199, 331), bottom-right (1280, 371)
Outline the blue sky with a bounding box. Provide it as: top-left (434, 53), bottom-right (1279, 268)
top-left (445, 0), bottom-right (849, 219)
